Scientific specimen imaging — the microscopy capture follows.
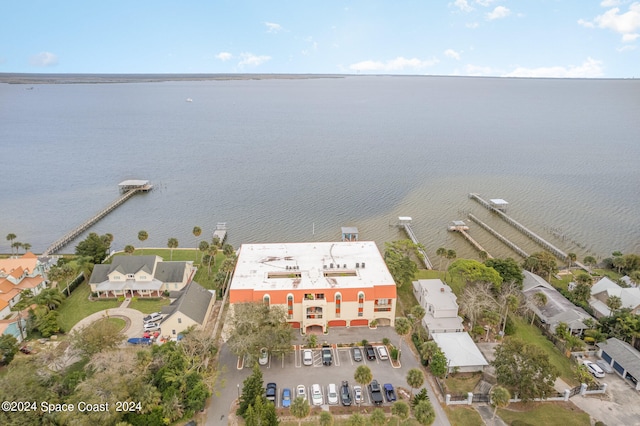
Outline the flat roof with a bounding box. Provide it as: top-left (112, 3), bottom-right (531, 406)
top-left (489, 199), bottom-right (509, 205)
top-left (231, 241), bottom-right (395, 291)
top-left (432, 332), bottom-right (488, 368)
top-left (119, 179), bottom-right (149, 186)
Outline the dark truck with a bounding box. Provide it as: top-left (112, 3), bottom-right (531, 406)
top-left (383, 383), bottom-right (397, 402)
top-left (369, 379), bottom-right (384, 406)
top-left (322, 344), bottom-right (333, 366)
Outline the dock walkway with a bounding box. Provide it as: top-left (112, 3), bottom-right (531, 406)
top-left (399, 219), bottom-right (433, 269)
top-left (468, 193), bottom-right (587, 269)
top-left (468, 213), bottom-right (529, 259)
top-left (42, 181), bottom-right (152, 256)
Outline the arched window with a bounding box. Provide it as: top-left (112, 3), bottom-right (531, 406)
top-left (358, 292), bottom-right (364, 317)
top-left (263, 294), bottom-right (270, 306)
top-left (287, 294), bottom-right (294, 320)
top-left (335, 293), bottom-right (341, 318)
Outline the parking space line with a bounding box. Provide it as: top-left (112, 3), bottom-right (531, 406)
top-left (333, 344), bottom-right (340, 367)
top-left (294, 345), bottom-right (301, 368)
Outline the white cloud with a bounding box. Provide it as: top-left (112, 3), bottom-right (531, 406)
top-left (601, 0), bottom-right (621, 7)
top-left (29, 51), bottom-right (58, 67)
top-left (265, 22), bottom-right (283, 33)
top-left (465, 64), bottom-right (496, 76)
top-left (215, 52), bottom-right (232, 61)
top-left (475, 0), bottom-right (497, 6)
top-left (466, 22), bottom-right (480, 29)
top-left (503, 57), bottom-right (604, 78)
top-left (578, 18), bottom-right (595, 28)
top-left (349, 56), bottom-right (439, 72)
top-left (238, 52), bottom-right (271, 67)
top-left (444, 49), bottom-right (461, 60)
top-left (622, 32), bottom-right (640, 41)
top-left (486, 6), bottom-right (511, 20)
top-left (594, 3), bottom-right (640, 34)
top-left (452, 0), bottom-right (474, 13)
top-left (617, 44), bottom-right (637, 51)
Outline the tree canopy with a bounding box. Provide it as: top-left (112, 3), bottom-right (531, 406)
top-left (75, 232), bottom-right (112, 264)
top-left (384, 240), bottom-right (421, 287)
top-left (492, 338), bottom-right (558, 402)
top-left (484, 258), bottom-right (524, 289)
top-left (448, 259), bottom-right (503, 290)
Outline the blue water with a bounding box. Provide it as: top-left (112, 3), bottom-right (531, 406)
top-left (1, 76), bottom-right (639, 261)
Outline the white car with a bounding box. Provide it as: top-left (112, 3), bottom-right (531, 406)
top-left (303, 349), bottom-right (313, 366)
top-left (353, 385), bottom-right (363, 404)
top-left (584, 360), bottom-right (605, 378)
top-left (143, 322), bottom-right (160, 331)
top-left (327, 383), bottom-right (338, 405)
top-left (311, 384), bottom-right (323, 406)
top-left (296, 384), bottom-right (307, 402)
top-left (377, 345), bottom-right (389, 360)
top-left (259, 347), bottom-right (269, 366)
top-left (143, 312), bottom-right (162, 323)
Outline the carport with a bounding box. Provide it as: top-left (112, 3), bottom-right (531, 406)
top-left (597, 337), bottom-right (640, 390)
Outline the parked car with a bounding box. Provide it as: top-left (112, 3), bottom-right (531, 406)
top-left (143, 312), bottom-right (162, 323)
top-left (377, 346), bottom-right (389, 360)
top-left (127, 337), bottom-right (152, 345)
top-left (265, 383), bottom-right (277, 403)
top-left (19, 345), bottom-right (34, 354)
top-left (353, 385), bottom-right (363, 404)
top-left (327, 383), bottom-right (338, 405)
top-left (365, 344), bottom-right (376, 360)
top-left (282, 388), bottom-right (292, 408)
top-left (383, 383), bottom-right (397, 402)
top-left (584, 360), bottom-right (605, 378)
top-left (303, 349), bottom-right (313, 366)
top-left (296, 384), bottom-right (307, 402)
top-left (143, 322), bottom-right (160, 331)
top-left (311, 383), bottom-right (323, 406)
top-left (369, 379), bottom-right (384, 405)
top-left (259, 347), bottom-right (269, 365)
top-left (322, 345), bottom-right (333, 366)
top-left (596, 359), bottom-right (614, 374)
top-left (340, 381), bottom-right (352, 406)
top-left (352, 347), bottom-right (363, 362)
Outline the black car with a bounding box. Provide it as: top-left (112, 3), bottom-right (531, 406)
top-left (265, 383), bottom-right (277, 403)
top-left (365, 344), bottom-right (376, 360)
top-left (322, 345), bottom-right (333, 366)
top-left (340, 381), bottom-right (352, 406)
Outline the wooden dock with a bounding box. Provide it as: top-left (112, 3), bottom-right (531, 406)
top-left (42, 181), bottom-right (153, 256)
top-left (448, 221), bottom-right (493, 259)
top-left (468, 193), bottom-right (587, 269)
top-left (467, 213), bottom-right (529, 259)
top-left (212, 222), bottom-right (227, 244)
top-left (398, 217), bottom-right (433, 269)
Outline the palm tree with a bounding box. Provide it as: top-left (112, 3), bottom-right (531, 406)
top-left (124, 245), bottom-right (135, 255)
top-left (354, 365), bottom-right (373, 404)
top-left (12, 241), bottom-right (23, 255)
top-left (567, 252), bottom-right (577, 270)
top-left (406, 368), bottom-right (424, 398)
top-left (490, 386), bottom-right (511, 420)
top-left (137, 230), bottom-right (148, 255)
top-left (167, 238), bottom-right (178, 261)
top-left (22, 243), bottom-right (31, 253)
top-left (606, 295), bottom-right (623, 315)
top-left (394, 317), bottom-right (412, 357)
top-left (531, 292), bottom-right (548, 325)
top-left (419, 341), bottom-right (439, 365)
top-left (445, 249), bottom-right (457, 281)
top-left (199, 241), bottom-right (209, 266)
top-left (583, 256), bottom-right (597, 270)
top-left (290, 397), bottom-right (310, 426)
top-left (192, 226), bottom-right (202, 261)
top-left (207, 244), bottom-right (218, 275)
top-left (6, 233), bottom-right (17, 255)
top-left (34, 288), bottom-right (65, 312)
top-left (436, 247), bottom-right (447, 279)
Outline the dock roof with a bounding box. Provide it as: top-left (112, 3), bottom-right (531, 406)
top-left (231, 241), bottom-right (395, 291)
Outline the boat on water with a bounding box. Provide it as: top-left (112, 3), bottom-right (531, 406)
top-left (185, 98), bottom-right (193, 102)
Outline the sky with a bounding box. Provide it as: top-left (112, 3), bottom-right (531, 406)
top-left (1, 0), bottom-right (639, 78)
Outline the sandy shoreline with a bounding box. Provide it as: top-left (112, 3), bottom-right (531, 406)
top-left (0, 73), bottom-right (348, 84)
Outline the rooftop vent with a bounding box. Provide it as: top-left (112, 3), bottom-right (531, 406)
top-left (361, 262), bottom-right (366, 268)
top-left (355, 262), bottom-right (360, 268)
top-left (330, 263), bottom-right (334, 268)
top-left (343, 264), bottom-right (347, 269)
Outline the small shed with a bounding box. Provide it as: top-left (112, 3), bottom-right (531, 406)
top-left (597, 338), bottom-right (640, 390)
top-left (341, 227), bottom-right (359, 242)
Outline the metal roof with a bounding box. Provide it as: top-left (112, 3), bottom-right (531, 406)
top-left (597, 338), bottom-right (640, 379)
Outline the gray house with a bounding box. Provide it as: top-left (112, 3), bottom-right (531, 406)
top-left (160, 281), bottom-right (216, 339)
top-left (597, 338), bottom-right (640, 390)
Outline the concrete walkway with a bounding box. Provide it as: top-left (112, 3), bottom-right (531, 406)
top-left (474, 404), bottom-right (508, 426)
top-left (70, 307), bottom-right (145, 339)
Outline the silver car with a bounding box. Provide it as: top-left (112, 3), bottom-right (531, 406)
top-left (353, 385), bottom-right (363, 404)
top-left (311, 384), bottom-right (323, 406)
top-left (303, 349), bottom-right (313, 366)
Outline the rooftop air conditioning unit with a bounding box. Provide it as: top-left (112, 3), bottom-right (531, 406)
top-left (361, 262), bottom-right (366, 268)
top-left (343, 264), bottom-right (347, 269)
top-left (330, 263), bottom-right (334, 268)
top-left (356, 262), bottom-right (360, 268)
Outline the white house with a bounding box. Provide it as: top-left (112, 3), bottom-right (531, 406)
top-left (412, 279), bottom-right (464, 337)
top-left (589, 277), bottom-right (640, 318)
top-left (432, 332), bottom-right (489, 373)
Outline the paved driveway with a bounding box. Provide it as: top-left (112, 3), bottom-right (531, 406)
top-left (205, 327), bottom-right (451, 426)
top-left (69, 307), bottom-right (146, 339)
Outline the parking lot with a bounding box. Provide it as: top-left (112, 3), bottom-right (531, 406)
top-left (247, 345), bottom-right (406, 407)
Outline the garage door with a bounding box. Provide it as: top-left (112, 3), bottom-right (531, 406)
top-left (602, 351), bottom-right (612, 364)
top-left (350, 319), bottom-right (368, 327)
top-left (613, 361), bottom-right (625, 375)
top-left (328, 320), bottom-right (346, 327)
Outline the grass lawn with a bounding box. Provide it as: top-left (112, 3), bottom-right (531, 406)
top-left (444, 372), bottom-right (483, 394)
top-left (498, 402), bottom-right (590, 426)
top-left (104, 317), bottom-right (126, 331)
top-left (127, 298), bottom-right (170, 314)
top-left (57, 283), bottom-right (120, 332)
top-left (444, 406), bottom-right (484, 426)
top-left (395, 269), bottom-right (441, 315)
top-left (510, 316), bottom-right (578, 386)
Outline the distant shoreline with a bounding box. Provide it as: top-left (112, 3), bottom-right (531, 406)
top-left (0, 73), bottom-right (349, 84)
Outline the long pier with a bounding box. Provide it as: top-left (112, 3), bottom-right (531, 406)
top-left (468, 213), bottom-right (529, 259)
top-left (398, 218), bottom-right (433, 269)
top-left (468, 193), bottom-right (587, 270)
top-left (42, 181), bottom-right (152, 256)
